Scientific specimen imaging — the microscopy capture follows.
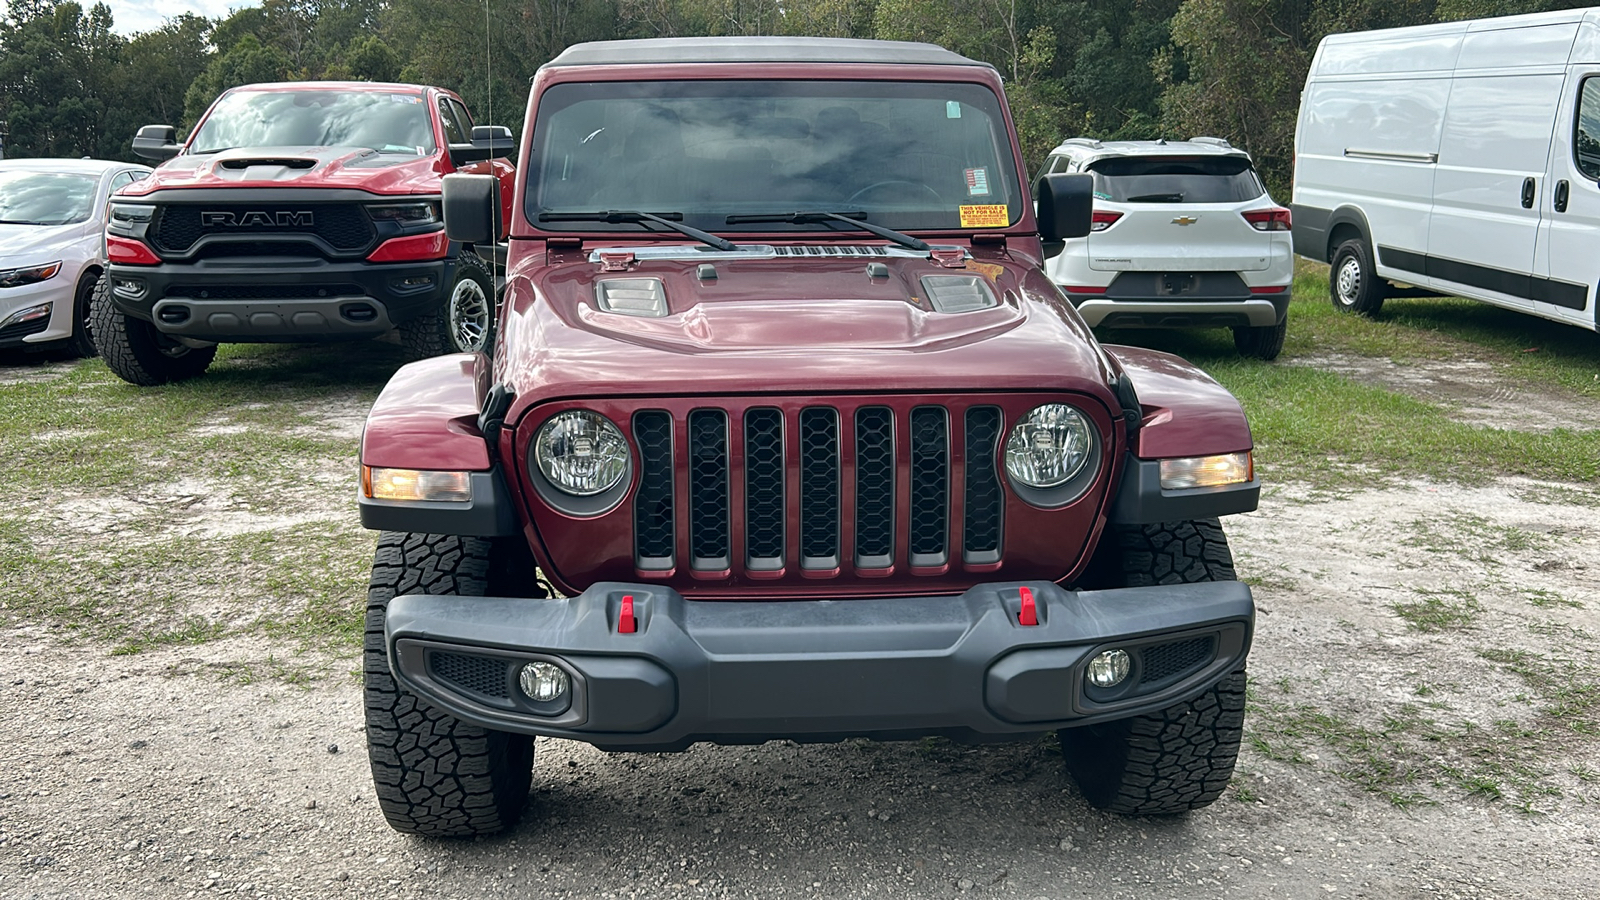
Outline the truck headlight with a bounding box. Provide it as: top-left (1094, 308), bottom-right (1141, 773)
top-left (534, 410), bottom-right (629, 496)
top-left (108, 203), bottom-right (155, 224)
top-left (367, 202), bottom-right (439, 225)
top-left (1004, 404), bottom-right (1093, 488)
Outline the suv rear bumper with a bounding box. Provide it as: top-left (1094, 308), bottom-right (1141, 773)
top-left (106, 256), bottom-right (456, 342)
top-left (385, 579), bottom-right (1254, 751)
top-left (1074, 292), bottom-right (1288, 329)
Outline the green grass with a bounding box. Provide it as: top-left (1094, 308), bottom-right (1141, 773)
top-left (1392, 588), bottom-right (1481, 632)
top-left (1098, 268), bottom-right (1600, 490)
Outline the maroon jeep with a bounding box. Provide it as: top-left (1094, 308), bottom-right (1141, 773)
top-left (357, 37), bottom-right (1259, 837)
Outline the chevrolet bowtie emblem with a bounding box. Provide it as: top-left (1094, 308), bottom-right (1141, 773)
top-left (1171, 216), bottom-right (1199, 226)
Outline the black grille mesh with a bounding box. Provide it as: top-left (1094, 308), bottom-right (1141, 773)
top-left (854, 407), bottom-right (894, 563)
top-left (908, 407), bottom-right (948, 560)
top-left (963, 407), bottom-right (1003, 556)
top-left (431, 652), bottom-right (509, 699)
top-left (151, 204), bottom-right (375, 254)
top-left (745, 409), bottom-right (784, 563)
top-left (633, 411), bottom-right (674, 563)
top-left (688, 409), bottom-right (730, 565)
top-left (1140, 637), bottom-right (1215, 685)
top-left (799, 408), bottom-right (840, 564)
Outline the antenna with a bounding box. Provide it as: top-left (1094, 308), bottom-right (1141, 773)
top-left (484, 0), bottom-right (492, 126)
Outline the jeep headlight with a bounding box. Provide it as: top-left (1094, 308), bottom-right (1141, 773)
top-left (1004, 404), bottom-right (1093, 488)
top-left (534, 410), bottom-right (629, 496)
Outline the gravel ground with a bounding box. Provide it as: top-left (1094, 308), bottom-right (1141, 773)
top-left (3, 354), bottom-right (1599, 899)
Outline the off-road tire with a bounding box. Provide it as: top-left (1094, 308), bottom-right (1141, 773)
top-left (66, 272), bottom-right (100, 358)
top-left (399, 251), bottom-right (495, 359)
top-left (364, 532), bottom-right (534, 837)
top-left (1330, 238), bottom-right (1385, 316)
top-left (89, 275), bottom-right (216, 385)
top-left (1060, 517), bottom-right (1243, 814)
top-left (1232, 316), bottom-right (1287, 361)
top-left (1059, 670), bottom-right (1247, 815)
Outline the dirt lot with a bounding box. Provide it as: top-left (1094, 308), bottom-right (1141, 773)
top-left (2, 339), bottom-right (1599, 899)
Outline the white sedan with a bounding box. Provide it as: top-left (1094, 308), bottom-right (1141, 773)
top-left (1, 158), bottom-right (152, 356)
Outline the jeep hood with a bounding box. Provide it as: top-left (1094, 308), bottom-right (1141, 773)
top-left (497, 246), bottom-right (1119, 402)
top-left (121, 146), bottom-right (444, 196)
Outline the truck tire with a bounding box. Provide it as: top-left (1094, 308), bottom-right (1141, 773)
top-left (399, 251), bottom-right (495, 359)
top-left (1231, 317), bottom-right (1286, 361)
top-left (1059, 518), bottom-right (1245, 814)
top-left (89, 275), bottom-right (216, 385)
top-left (1330, 238), bottom-right (1385, 316)
top-left (364, 532), bottom-right (534, 837)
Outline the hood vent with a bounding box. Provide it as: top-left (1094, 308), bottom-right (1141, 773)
top-left (921, 275), bottom-right (998, 314)
top-left (219, 157), bottom-right (317, 170)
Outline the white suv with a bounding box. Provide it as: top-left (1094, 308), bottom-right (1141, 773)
top-left (1037, 137), bottom-right (1293, 360)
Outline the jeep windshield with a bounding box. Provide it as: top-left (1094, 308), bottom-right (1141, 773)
top-left (188, 89), bottom-right (437, 155)
top-left (528, 80), bottom-right (1024, 234)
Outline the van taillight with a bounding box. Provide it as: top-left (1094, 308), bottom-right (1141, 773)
top-left (1090, 210), bottom-right (1123, 232)
top-left (1242, 208), bottom-right (1292, 231)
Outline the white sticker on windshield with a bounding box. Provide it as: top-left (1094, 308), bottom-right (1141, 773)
top-left (965, 167), bottom-right (990, 196)
top-left (946, 101), bottom-right (961, 119)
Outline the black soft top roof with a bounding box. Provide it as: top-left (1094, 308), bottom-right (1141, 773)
top-left (543, 37), bottom-right (990, 70)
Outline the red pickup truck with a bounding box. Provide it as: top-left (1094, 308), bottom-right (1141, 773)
top-left (96, 81), bottom-right (514, 385)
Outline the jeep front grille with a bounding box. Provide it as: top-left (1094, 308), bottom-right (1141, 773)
top-left (629, 401), bottom-right (1006, 575)
top-left (150, 203), bottom-right (376, 256)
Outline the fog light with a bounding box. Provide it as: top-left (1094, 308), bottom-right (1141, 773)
top-left (1087, 649), bottom-right (1131, 688)
top-left (518, 662), bottom-right (569, 703)
top-left (0, 303), bottom-right (51, 328)
top-left (112, 278), bottom-right (147, 299)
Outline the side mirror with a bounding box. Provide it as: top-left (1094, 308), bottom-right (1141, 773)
top-left (449, 124), bottom-right (516, 166)
top-left (1037, 173), bottom-right (1094, 242)
top-left (131, 125), bottom-right (182, 161)
top-left (443, 173), bottom-right (500, 245)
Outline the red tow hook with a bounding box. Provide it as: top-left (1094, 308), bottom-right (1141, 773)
top-left (1018, 586), bottom-right (1039, 626)
top-left (618, 594), bottom-right (637, 634)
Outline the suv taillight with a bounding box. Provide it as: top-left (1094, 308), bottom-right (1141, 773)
top-left (1241, 208), bottom-right (1292, 231)
top-left (1090, 210), bottom-right (1123, 232)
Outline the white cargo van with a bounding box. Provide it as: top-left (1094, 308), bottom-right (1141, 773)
top-left (1292, 7), bottom-right (1600, 332)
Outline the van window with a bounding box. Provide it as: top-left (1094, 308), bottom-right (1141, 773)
top-left (1575, 77), bottom-right (1600, 181)
top-left (1085, 155), bottom-right (1264, 203)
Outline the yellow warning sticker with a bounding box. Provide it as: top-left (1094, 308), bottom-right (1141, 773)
top-left (966, 261), bottom-right (1005, 281)
top-left (959, 205), bottom-right (1009, 228)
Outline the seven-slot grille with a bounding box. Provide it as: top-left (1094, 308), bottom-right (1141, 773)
top-left (630, 402), bottom-right (1006, 575)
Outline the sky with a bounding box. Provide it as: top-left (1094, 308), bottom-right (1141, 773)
top-left (1, 1), bottom-right (249, 35)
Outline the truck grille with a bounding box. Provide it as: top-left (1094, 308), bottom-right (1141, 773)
top-left (150, 204), bottom-right (376, 256)
top-left (630, 401), bottom-right (1006, 575)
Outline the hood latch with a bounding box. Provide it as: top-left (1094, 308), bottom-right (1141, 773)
top-left (929, 247), bottom-right (967, 268)
top-left (598, 251), bottom-right (636, 272)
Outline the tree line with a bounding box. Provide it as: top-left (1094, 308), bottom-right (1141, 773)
top-left (0, 0), bottom-right (1589, 195)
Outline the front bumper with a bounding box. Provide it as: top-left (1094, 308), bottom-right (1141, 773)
top-left (106, 256), bottom-right (455, 343)
top-left (386, 579), bottom-right (1253, 751)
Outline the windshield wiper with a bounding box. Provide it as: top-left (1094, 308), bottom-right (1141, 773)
top-left (1126, 192), bottom-right (1185, 203)
top-left (539, 210), bottom-right (738, 252)
top-left (0, 219), bottom-right (49, 225)
top-left (725, 210), bottom-right (930, 252)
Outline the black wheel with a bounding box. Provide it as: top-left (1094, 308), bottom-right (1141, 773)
top-left (399, 251), bottom-right (495, 359)
top-left (1060, 518), bottom-right (1244, 815)
top-left (1330, 238), bottom-right (1385, 316)
top-left (1232, 316), bottom-right (1287, 361)
top-left (364, 532), bottom-right (534, 837)
top-left (89, 274), bottom-right (216, 385)
top-left (66, 273), bottom-right (100, 358)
